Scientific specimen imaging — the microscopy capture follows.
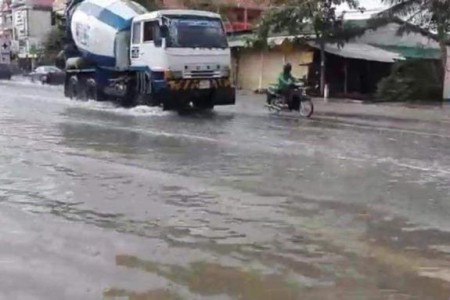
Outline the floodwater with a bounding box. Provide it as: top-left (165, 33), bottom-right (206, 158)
top-left (1, 80), bottom-right (450, 299)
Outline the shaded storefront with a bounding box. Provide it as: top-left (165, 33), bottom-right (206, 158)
top-left (307, 43), bottom-right (402, 99)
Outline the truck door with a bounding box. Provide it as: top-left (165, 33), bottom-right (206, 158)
top-left (130, 19), bottom-right (166, 69)
top-left (130, 21), bottom-right (144, 66)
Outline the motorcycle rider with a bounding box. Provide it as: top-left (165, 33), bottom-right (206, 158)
top-left (278, 63), bottom-right (296, 92)
top-left (267, 63), bottom-right (297, 106)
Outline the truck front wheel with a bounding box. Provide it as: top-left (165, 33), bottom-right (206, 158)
top-left (86, 79), bottom-right (106, 101)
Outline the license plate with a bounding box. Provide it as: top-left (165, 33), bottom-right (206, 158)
top-left (199, 80), bottom-right (210, 89)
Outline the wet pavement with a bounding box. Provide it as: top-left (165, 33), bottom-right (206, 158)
top-left (1, 80), bottom-right (450, 299)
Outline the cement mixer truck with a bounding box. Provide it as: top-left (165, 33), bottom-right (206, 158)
top-left (61, 0), bottom-right (235, 110)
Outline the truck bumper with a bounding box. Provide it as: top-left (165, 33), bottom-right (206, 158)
top-left (212, 86), bottom-right (236, 105)
top-left (155, 86), bottom-right (236, 107)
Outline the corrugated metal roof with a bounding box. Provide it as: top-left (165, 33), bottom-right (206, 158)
top-left (375, 45), bottom-right (440, 60)
top-left (308, 42), bottom-right (404, 63)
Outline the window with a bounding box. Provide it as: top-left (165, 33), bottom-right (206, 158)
top-left (132, 22), bottom-right (141, 44)
top-left (47, 66), bottom-right (61, 73)
top-left (164, 17), bottom-right (227, 49)
top-left (143, 21), bottom-right (156, 42)
top-left (143, 21), bottom-right (162, 47)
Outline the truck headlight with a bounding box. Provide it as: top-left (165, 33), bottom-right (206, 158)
top-left (221, 66), bottom-right (230, 78)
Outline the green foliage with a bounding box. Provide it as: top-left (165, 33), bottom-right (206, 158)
top-left (40, 27), bottom-right (64, 64)
top-left (133, 0), bottom-right (163, 10)
top-left (133, 0), bottom-right (229, 13)
top-left (44, 27), bottom-right (64, 54)
top-left (376, 59), bottom-right (443, 102)
top-left (370, 0), bottom-right (450, 100)
top-left (375, 0), bottom-right (450, 37)
top-left (29, 44), bottom-right (38, 56)
top-left (256, 0), bottom-right (365, 44)
top-left (164, 0), bottom-right (231, 19)
top-left (371, 0), bottom-right (450, 71)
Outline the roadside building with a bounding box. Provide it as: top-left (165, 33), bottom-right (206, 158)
top-left (0, 0), bottom-right (13, 63)
top-left (229, 35), bottom-right (314, 90)
top-left (0, 0), bottom-right (12, 40)
top-left (8, 0), bottom-right (53, 70)
top-left (230, 21), bottom-right (441, 99)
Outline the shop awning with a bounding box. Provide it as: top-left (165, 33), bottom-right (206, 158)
top-left (308, 42), bottom-right (404, 63)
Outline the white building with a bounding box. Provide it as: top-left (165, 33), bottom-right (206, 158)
top-left (5, 0), bottom-right (53, 59)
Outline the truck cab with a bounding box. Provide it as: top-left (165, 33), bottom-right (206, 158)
top-left (129, 10), bottom-right (234, 109)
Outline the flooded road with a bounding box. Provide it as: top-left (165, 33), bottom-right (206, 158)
top-left (1, 80), bottom-right (450, 299)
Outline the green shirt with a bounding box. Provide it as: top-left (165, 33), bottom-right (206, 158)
top-left (276, 72), bottom-right (296, 90)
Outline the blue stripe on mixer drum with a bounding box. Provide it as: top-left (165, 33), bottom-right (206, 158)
top-left (78, 1), bottom-right (132, 31)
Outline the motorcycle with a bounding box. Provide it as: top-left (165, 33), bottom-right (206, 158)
top-left (265, 82), bottom-right (314, 118)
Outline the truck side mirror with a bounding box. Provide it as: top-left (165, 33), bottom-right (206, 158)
top-left (160, 25), bottom-right (169, 38)
top-left (156, 25), bottom-right (169, 48)
top-left (154, 36), bottom-right (162, 47)
top-left (154, 25), bottom-right (163, 47)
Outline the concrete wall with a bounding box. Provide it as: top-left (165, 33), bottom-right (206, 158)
top-left (234, 46), bottom-right (313, 90)
top-left (354, 23), bottom-right (439, 49)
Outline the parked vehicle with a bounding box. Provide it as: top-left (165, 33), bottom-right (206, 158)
top-left (30, 66), bottom-right (66, 85)
top-left (0, 63), bottom-right (12, 80)
top-left (61, 0), bottom-right (235, 111)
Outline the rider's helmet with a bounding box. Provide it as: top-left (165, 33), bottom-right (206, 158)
top-left (283, 63), bottom-right (292, 74)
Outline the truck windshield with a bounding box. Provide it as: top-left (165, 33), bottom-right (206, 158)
top-left (164, 16), bottom-right (228, 49)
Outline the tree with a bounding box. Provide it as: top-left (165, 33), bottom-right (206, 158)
top-left (181, 0), bottom-right (226, 11)
top-left (133, 0), bottom-right (228, 13)
top-left (41, 27), bottom-right (64, 64)
top-left (371, 0), bottom-right (450, 73)
top-left (181, 0), bottom-right (238, 26)
top-left (256, 0), bottom-right (364, 96)
top-left (376, 59), bottom-right (442, 102)
top-left (133, 0), bottom-right (163, 10)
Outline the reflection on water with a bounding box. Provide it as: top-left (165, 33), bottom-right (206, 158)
top-left (104, 288), bottom-right (180, 300)
top-left (2, 82), bottom-right (450, 299)
top-left (110, 246), bottom-right (450, 300)
top-left (114, 255), bottom-right (301, 300)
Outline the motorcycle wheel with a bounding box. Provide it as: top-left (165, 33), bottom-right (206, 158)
top-left (299, 98), bottom-right (314, 118)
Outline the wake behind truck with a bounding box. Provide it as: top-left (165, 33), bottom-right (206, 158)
top-left (61, 0), bottom-right (236, 110)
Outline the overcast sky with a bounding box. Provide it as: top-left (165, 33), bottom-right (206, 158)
top-left (337, 0), bottom-right (389, 19)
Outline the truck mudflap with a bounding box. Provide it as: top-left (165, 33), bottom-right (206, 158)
top-left (155, 78), bottom-right (236, 108)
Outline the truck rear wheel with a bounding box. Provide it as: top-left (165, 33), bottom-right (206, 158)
top-left (67, 75), bottom-right (88, 101)
top-left (66, 76), bottom-right (78, 99)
